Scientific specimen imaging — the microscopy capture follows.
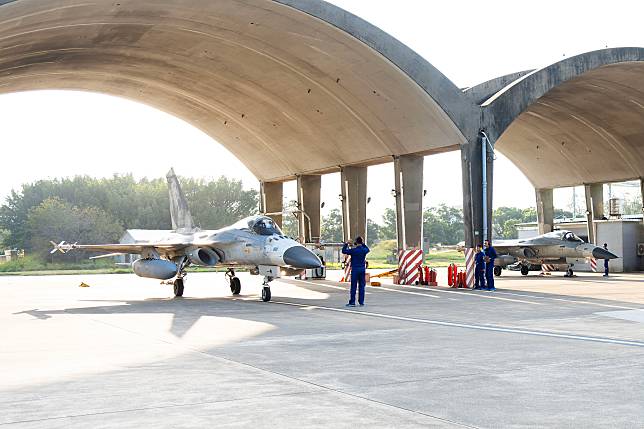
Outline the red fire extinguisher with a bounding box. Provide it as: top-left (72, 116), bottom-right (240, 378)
top-left (452, 264), bottom-right (459, 287)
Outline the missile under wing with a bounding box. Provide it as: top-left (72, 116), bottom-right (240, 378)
top-left (51, 168), bottom-right (321, 302)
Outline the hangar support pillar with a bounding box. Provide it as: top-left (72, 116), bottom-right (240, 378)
top-left (536, 188), bottom-right (554, 235)
top-left (461, 134), bottom-right (493, 248)
top-left (296, 175), bottom-right (321, 243)
top-left (393, 155), bottom-right (424, 251)
top-left (584, 183), bottom-right (604, 244)
top-left (640, 178), bottom-right (644, 215)
top-left (260, 181), bottom-right (283, 228)
top-left (590, 184), bottom-right (604, 219)
top-left (341, 166), bottom-right (368, 243)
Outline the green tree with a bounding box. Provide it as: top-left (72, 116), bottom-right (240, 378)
top-left (366, 219), bottom-right (381, 245)
top-left (379, 208), bottom-right (397, 240)
top-left (492, 206), bottom-right (538, 239)
top-left (181, 177), bottom-right (258, 229)
top-left (423, 204), bottom-right (464, 245)
top-left (280, 200), bottom-right (299, 238)
top-left (27, 197), bottom-right (123, 261)
top-left (321, 208), bottom-right (343, 243)
top-left (553, 208), bottom-right (573, 221)
top-left (623, 194), bottom-right (643, 216)
top-left (0, 229), bottom-right (8, 248)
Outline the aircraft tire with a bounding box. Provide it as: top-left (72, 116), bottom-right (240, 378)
top-left (494, 266), bottom-right (502, 277)
top-left (230, 277), bottom-right (241, 295)
top-left (566, 268), bottom-right (574, 277)
top-left (173, 279), bottom-right (184, 297)
top-left (520, 265), bottom-right (529, 276)
top-left (261, 286), bottom-right (271, 302)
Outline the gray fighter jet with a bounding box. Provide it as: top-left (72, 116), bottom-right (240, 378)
top-left (50, 169), bottom-right (321, 302)
top-left (491, 230), bottom-right (618, 277)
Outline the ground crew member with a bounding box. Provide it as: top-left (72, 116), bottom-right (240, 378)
top-left (474, 244), bottom-right (486, 290)
top-left (603, 243), bottom-right (610, 277)
top-left (342, 236), bottom-right (370, 307)
top-left (484, 239), bottom-right (497, 291)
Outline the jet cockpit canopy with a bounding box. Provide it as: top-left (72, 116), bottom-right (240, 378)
top-left (544, 230), bottom-right (584, 243)
top-left (233, 216), bottom-right (284, 236)
top-left (563, 231), bottom-right (584, 243)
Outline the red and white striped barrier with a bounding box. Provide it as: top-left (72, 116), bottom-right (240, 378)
top-left (398, 248), bottom-right (424, 285)
top-left (340, 256), bottom-right (352, 282)
top-left (590, 258), bottom-right (597, 272)
top-left (541, 263), bottom-right (555, 275)
top-left (464, 248), bottom-right (475, 289)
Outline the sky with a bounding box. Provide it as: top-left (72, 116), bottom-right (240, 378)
top-left (0, 0), bottom-right (642, 222)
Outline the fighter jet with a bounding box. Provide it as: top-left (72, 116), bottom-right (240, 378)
top-left (491, 230), bottom-right (618, 277)
top-left (50, 168), bottom-right (321, 302)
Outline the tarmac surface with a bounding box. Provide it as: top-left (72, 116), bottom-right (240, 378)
top-left (2, 269), bottom-right (644, 428)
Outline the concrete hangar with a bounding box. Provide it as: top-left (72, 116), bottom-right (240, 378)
top-left (0, 0), bottom-right (642, 269)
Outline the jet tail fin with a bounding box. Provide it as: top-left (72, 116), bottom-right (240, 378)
top-left (166, 168), bottom-right (196, 233)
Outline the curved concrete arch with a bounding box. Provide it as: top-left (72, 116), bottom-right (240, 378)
top-left (0, 0), bottom-right (478, 181)
top-left (483, 48), bottom-right (644, 188)
top-left (464, 70), bottom-right (533, 106)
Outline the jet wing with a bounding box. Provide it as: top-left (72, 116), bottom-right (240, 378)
top-left (491, 240), bottom-right (522, 254)
top-left (50, 241), bottom-right (190, 255)
top-left (492, 240), bottom-right (542, 259)
top-left (50, 235), bottom-right (239, 257)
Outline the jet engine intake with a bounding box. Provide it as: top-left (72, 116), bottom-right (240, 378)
top-left (187, 247), bottom-right (220, 266)
top-left (523, 247), bottom-right (538, 258)
top-left (132, 258), bottom-right (178, 280)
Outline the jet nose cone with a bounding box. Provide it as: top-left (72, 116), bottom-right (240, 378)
top-left (592, 247), bottom-right (619, 260)
top-left (283, 246), bottom-right (322, 269)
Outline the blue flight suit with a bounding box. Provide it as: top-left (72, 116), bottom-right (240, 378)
top-left (474, 250), bottom-right (486, 289)
top-left (604, 258), bottom-right (609, 276)
top-left (342, 243), bottom-right (370, 305)
top-left (484, 245), bottom-right (497, 290)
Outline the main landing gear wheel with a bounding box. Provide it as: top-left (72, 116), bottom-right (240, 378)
top-left (494, 266), bottom-right (502, 277)
top-left (261, 286), bottom-right (272, 302)
top-left (520, 265), bottom-right (529, 276)
top-left (173, 278), bottom-right (184, 297)
top-left (566, 268), bottom-right (574, 277)
top-left (230, 277), bottom-right (241, 295)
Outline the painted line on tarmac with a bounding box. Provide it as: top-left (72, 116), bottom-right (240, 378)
top-left (378, 284), bottom-right (543, 305)
top-left (373, 285), bottom-right (441, 299)
top-left (481, 289), bottom-right (641, 310)
top-left (291, 278), bottom-right (542, 305)
top-left (298, 279), bottom-right (441, 299)
top-left (281, 279), bottom-right (372, 295)
top-left (271, 300), bottom-right (644, 348)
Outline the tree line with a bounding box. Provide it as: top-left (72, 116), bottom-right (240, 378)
top-left (284, 203), bottom-right (559, 247)
top-left (0, 175), bottom-right (258, 260)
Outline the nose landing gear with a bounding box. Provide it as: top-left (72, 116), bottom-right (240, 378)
top-left (261, 276), bottom-right (274, 302)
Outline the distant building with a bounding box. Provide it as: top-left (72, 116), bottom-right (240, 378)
top-left (118, 229), bottom-right (172, 263)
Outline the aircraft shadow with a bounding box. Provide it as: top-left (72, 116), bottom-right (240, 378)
top-left (13, 294), bottom-right (292, 339)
